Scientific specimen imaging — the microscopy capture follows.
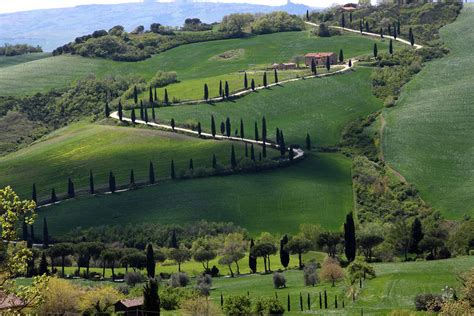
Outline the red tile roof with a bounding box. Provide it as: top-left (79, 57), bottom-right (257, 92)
top-left (116, 297), bottom-right (144, 308)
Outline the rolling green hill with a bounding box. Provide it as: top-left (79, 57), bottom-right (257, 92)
top-left (383, 4), bottom-right (474, 219)
top-left (151, 67), bottom-right (382, 147)
top-left (0, 32), bottom-right (394, 96)
top-left (0, 53), bottom-right (51, 68)
top-left (35, 153), bottom-right (353, 236)
top-left (0, 121), bottom-right (261, 201)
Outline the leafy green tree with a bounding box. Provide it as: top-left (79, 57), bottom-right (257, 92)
top-left (263, 72), bottom-right (267, 87)
top-left (109, 172), bottom-right (116, 193)
top-left (118, 101), bottom-right (123, 121)
top-left (168, 247), bottom-right (191, 272)
top-left (192, 237), bottom-right (218, 271)
top-left (388, 219), bottom-right (411, 260)
top-left (211, 115), bottom-right (216, 137)
top-left (251, 242), bottom-right (276, 273)
top-left (220, 233), bottom-right (246, 276)
top-left (318, 232), bottom-right (342, 258)
top-left (77, 242), bottom-right (104, 277)
top-left (344, 212), bottom-right (356, 262)
top-left (204, 83), bottom-right (209, 100)
top-left (143, 278), bottom-right (160, 315)
top-left (89, 170), bottom-right (94, 194)
top-left (347, 260), bottom-right (376, 285)
top-left (146, 243), bottom-right (155, 278)
top-left (170, 230), bottom-right (178, 249)
top-left (286, 235), bottom-right (311, 269)
top-left (358, 233), bottom-right (384, 262)
top-left (42, 218), bottom-right (49, 249)
top-left (223, 295), bottom-right (251, 315)
top-left (101, 248), bottom-right (123, 279)
top-left (251, 79), bottom-right (256, 91)
top-left (170, 160), bottom-right (176, 179)
top-left (131, 108), bottom-right (136, 123)
top-left (280, 235), bottom-right (290, 268)
top-left (49, 243), bottom-right (74, 277)
top-left (149, 161), bottom-right (155, 184)
top-left (339, 49), bottom-right (344, 63)
top-left (230, 145), bottom-right (237, 169)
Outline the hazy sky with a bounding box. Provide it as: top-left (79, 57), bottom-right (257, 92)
top-left (0, 0), bottom-right (347, 14)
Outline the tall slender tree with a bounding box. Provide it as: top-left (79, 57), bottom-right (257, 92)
top-left (397, 19), bottom-right (401, 35)
top-left (50, 188), bottom-right (57, 203)
top-left (67, 178), bottom-right (75, 198)
top-left (245, 143), bottom-right (248, 157)
top-left (230, 145), bottom-right (237, 169)
top-left (289, 145), bottom-right (294, 161)
top-left (380, 27), bottom-right (384, 38)
top-left (279, 131), bottom-right (286, 156)
top-left (254, 122), bottom-right (259, 141)
top-left (149, 86), bottom-right (153, 104)
top-left (140, 100), bottom-right (144, 120)
top-left (274, 68), bottom-right (278, 83)
top-left (22, 220), bottom-right (28, 241)
top-left (311, 59), bottom-right (317, 74)
top-left (280, 235), bottom-right (290, 268)
top-left (365, 20), bottom-right (369, 32)
top-left (143, 278), bottom-right (160, 314)
top-left (240, 119), bottom-right (245, 139)
top-left (171, 118), bottom-right (175, 131)
top-left (105, 102), bottom-right (110, 118)
top-left (249, 239), bottom-right (257, 273)
top-left (219, 80), bottom-right (223, 97)
top-left (276, 127), bottom-right (280, 144)
top-left (225, 81), bottom-right (230, 99)
top-left (89, 170), bottom-right (94, 194)
top-left (341, 13), bottom-right (345, 28)
top-left (373, 43), bottom-right (378, 58)
top-left (154, 87), bottom-right (158, 102)
top-left (393, 28), bottom-right (397, 40)
top-left (151, 104), bottom-right (156, 121)
top-left (326, 57), bottom-right (331, 72)
top-left (306, 133), bottom-right (311, 150)
top-left (118, 101), bottom-right (123, 121)
top-left (220, 122), bottom-right (225, 135)
top-left (164, 89), bottom-right (169, 105)
top-left (250, 144), bottom-right (255, 161)
top-left (339, 49), bottom-right (344, 63)
top-left (344, 212), bottom-right (356, 262)
top-left (189, 159), bottom-right (194, 170)
top-left (262, 116), bottom-right (267, 143)
top-left (32, 183), bottom-right (37, 203)
top-left (262, 142), bottom-right (267, 158)
top-left (43, 218), bottom-right (49, 249)
top-left (204, 83), bottom-right (209, 101)
top-left (144, 107), bottom-right (149, 123)
top-left (263, 72), bottom-right (267, 87)
top-left (389, 39), bottom-right (393, 54)
top-left (251, 79), bottom-right (256, 91)
top-left (212, 154), bottom-right (217, 169)
top-left (410, 218), bottom-right (423, 253)
top-left (131, 108), bottom-right (136, 123)
top-left (197, 122), bottom-right (202, 136)
top-left (408, 27), bottom-right (415, 46)
top-left (109, 172), bottom-right (116, 193)
top-left (149, 161), bottom-right (155, 184)
top-left (225, 117), bottom-right (231, 137)
top-left (349, 12), bottom-right (352, 23)
top-left (130, 168), bottom-right (135, 185)
top-left (359, 19), bottom-right (363, 33)
top-left (146, 243), bottom-right (155, 278)
top-left (211, 115), bottom-right (216, 137)
top-left (244, 72), bottom-right (248, 89)
top-left (133, 85), bottom-right (138, 104)
top-left (171, 160), bottom-right (176, 179)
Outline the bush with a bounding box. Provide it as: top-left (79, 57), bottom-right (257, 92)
top-left (253, 297), bottom-right (285, 315)
top-left (160, 287), bottom-right (182, 310)
top-left (273, 272), bottom-right (287, 289)
top-left (196, 274), bottom-right (212, 296)
top-left (414, 294), bottom-right (443, 311)
top-left (210, 265), bottom-right (220, 277)
top-left (149, 71), bottom-right (178, 88)
top-left (181, 296), bottom-right (220, 315)
top-left (170, 272), bottom-right (190, 288)
top-left (116, 284), bottom-right (130, 295)
top-left (303, 262), bottom-right (319, 286)
top-left (124, 271), bottom-right (146, 287)
top-left (223, 295), bottom-right (252, 315)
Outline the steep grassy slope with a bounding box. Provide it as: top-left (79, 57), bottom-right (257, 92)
top-left (383, 4), bottom-right (474, 219)
top-left (154, 67), bottom-right (382, 147)
top-left (0, 32), bottom-right (392, 96)
top-left (36, 153), bottom-right (353, 236)
top-left (0, 121), bottom-right (256, 201)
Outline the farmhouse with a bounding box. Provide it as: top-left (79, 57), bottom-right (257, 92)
top-left (114, 298), bottom-right (144, 315)
top-left (304, 53), bottom-right (337, 67)
top-left (272, 62), bottom-right (297, 70)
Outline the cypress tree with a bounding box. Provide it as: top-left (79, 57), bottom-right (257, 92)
top-left (143, 278), bottom-right (160, 314)
top-left (339, 49), bottom-right (344, 63)
top-left (164, 89), bottom-right (169, 105)
top-left (154, 87), bottom-right (158, 102)
top-left (149, 161), bottom-right (155, 184)
top-left (279, 131), bottom-right (286, 156)
top-left (89, 170), bottom-right (94, 194)
top-left (289, 145), bottom-right (294, 161)
top-left (324, 290), bottom-right (328, 309)
top-left (140, 100), bottom-right (144, 120)
top-left (220, 122), bottom-right (225, 135)
top-left (32, 183), bottom-right (37, 203)
top-left (249, 238), bottom-right (257, 273)
top-left (276, 128), bottom-right (280, 144)
top-left (149, 86), bottom-right (153, 104)
top-left (130, 168), bottom-right (135, 185)
top-left (262, 116), bottom-right (267, 142)
top-left (67, 178), bottom-right (74, 198)
top-left (225, 81), bottom-right (230, 99)
top-left (262, 142), bottom-right (267, 158)
top-left (359, 19), bottom-right (363, 33)
top-left (306, 133), bottom-right (311, 150)
top-left (306, 9), bottom-right (309, 21)
top-left (171, 118), bottom-right (175, 131)
top-left (326, 57), bottom-right (331, 72)
top-left (144, 107), bottom-right (149, 123)
top-left (109, 172), bottom-right (116, 193)
top-left (254, 122), bottom-right (259, 141)
top-left (197, 122), bottom-right (202, 136)
top-left (212, 154), bottom-right (217, 169)
top-left (146, 243), bottom-right (155, 278)
top-left (43, 218), bottom-right (49, 249)
top-left (244, 72), bottom-right (248, 89)
top-left (133, 85), bottom-right (138, 104)
top-left (365, 20), bottom-right (369, 32)
top-left (307, 293), bottom-right (311, 310)
top-left (280, 235), bottom-right (290, 268)
top-left (319, 292), bottom-right (322, 309)
top-left (225, 117), bottom-right (231, 137)
top-left (250, 144), bottom-right (255, 161)
top-left (373, 43), bottom-right (378, 58)
top-left (259, 153), bottom-right (262, 162)
top-left (287, 294), bottom-right (291, 312)
top-left (251, 79), bottom-right (256, 91)
top-left (131, 108), bottom-right (136, 123)
top-left (171, 160), bottom-right (176, 179)
top-left (263, 72), bottom-right (267, 87)
top-left (380, 28), bottom-right (384, 39)
top-left (311, 59), bottom-right (317, 74)
top-left (230, 145), bottom-right (237, 169)
top-left (397, 19), bottom-right (401, 35)
top-left (118, 101), bottom-right (123, 121)
top-left (335, 295), bottom-right (338, 308)
top-left (389, 39), bottom-right (393, 54)
top-left (211, 115), bottom-right (216, 137)
top-left (409, 27), bottom-right (415, 46)
top-left (344, 212), bottom-right (357, 262)
top-left (388, 24), bottom-right (392, 35)
top-left (341, 13), bottom-right (345, 28)
top-left (274, 68), bottom-right (278, 83)
top-left (348, 59), bottom-right (352, 67)
top-left (105, 102), bottom-right (110, 118)
top-left (22, 220), bottom-right (28, 241)
top-left (219, 80), bottom-right (223, 97)
top-left (393, 28), bottom-right (397, 40)
top-left (50, 188), bottom-right (57, 203)
top-left (189, 159), bottom-right (194, 170)
top-left (240, 119), bottom-right (244, 139)
top-left (39, 252), bottom-right (48, 275)
top-left (410, 218), bottom-right (423, 253)
top-left (245, 143), bottom-right (248, 157)
top-left (350, 12), bottom-right (352, 23)
top-left (221, 293), bottom-right (224, 307)
top-left (300, 293), bottom-right (303, 311)
top-left (170, 230), bottom-right (178, 248)
top-left (151, 104), bottom-right (156, 121)
top-left (204, 83), bottom-right (209, 101)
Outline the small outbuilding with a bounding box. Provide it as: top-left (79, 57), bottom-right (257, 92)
top-left (304, 53), bottom-right (337, 67)
top-left (115, 297), bottom-right (144, 316)
top-left (272, 62), bottom-right (297, 70)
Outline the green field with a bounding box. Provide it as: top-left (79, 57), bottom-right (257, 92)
top-left (0, 121), bottom-right (259, 201)
top-left (152, 67), bottom-right (382, 147)
top-left (0, 53), bottom-right (51, 68)
top-left (382, 4), bottom-right (474, 218)
top-left (35, 153), bottom-right (353, 236)
top-left (0, 32), bottom-right (394, 96)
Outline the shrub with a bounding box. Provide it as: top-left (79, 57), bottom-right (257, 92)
top-left (223, 295), bottom-right (252, 315)
top-left (181, 296), bottom-right (220, 315)
top-left (149, 71), bottom-right (178, 88)
top-left (170, 272), bottom-right (190, 288)
top-left (210, 265), bottom-right (220, 277)
top-left (303, 262), bottom-right (319, 286)
top-left (124, 271), bottom-right (146, 287)
top-left (160, 287), bottom-right (182, 310)
top-left (253, 297), bottom-right (285, 315)
top-left (116, 284), bottom-right (130, 295)
top-left (273, 272), bottom-right (287, 289)
top-left (196, 274), bottom-right (212, 296)
top-left (414, 294), bottom-right (443, 311)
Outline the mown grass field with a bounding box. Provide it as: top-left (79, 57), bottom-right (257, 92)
top-left (0, 52), bottom-right (51, 68)
top-left (35, 153), bottom-right (353, 236)
top-left (152, 67), bottom-right (382, 147)
top-left (0, 121), bottom-right (258, 201)
top-left (383, 4), bottom-right (474, 219)
top-left (0, 32), bottom-right (395, 96)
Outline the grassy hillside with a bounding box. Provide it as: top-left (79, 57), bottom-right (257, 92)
top-left (383, 4), bottom-right (474, 219)
top-left (0, 121), bottom-right (258, 201)
top-left (35, 153), bottom-right (353, 236)
top-left (0, 32), bottom-right (393, 96)
top-left (0, 53), bottom-right (51, 68)
top-left (153, 67), bottom-right (382, 147)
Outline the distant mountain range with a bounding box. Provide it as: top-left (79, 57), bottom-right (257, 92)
top-left (0, 1), bottom-right (317, 52)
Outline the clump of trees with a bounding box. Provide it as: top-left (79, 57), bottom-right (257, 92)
top-left (0, 43), bottom-right (43, 56)
top-left (219, 11), bottom-right (304, 35)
